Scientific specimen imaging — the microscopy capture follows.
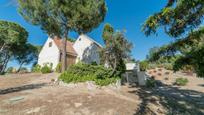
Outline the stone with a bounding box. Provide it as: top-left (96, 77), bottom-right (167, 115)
top-left (59, 81), bottom-right (76, 88)
top-left (87, 96), bottom-right (92, 99)
top-left (26, 107), bottom-right (41, 114)
top-left (47, 100), bottom-right (52, 103)
top-left (87, 81), bottom-right (96, 90)
top-left (74, 103), bottom-right (82, 108)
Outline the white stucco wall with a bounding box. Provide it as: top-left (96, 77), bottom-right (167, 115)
top-left (38, 37), bottom-right (60, 69)
top-left (73, 35), bottom-right (101, 64)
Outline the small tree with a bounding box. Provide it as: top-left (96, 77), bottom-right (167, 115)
top-left (18, 0), bottom-right (107, 72)
top-left (101, 23), bottom-right (133, 76)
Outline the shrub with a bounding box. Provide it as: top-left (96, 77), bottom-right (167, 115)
top-left (19, 67), bottom-right (28, 73)
top-left (59, 63), bottom-right (120, 86)
top-left (157, 65), bottom-right (163, 68)
top-left (91, 61), bottom-right (98, 65)
top-left (41, 64), bottom-right (52, 74)
top-left (55, 63), bottom-right (62, 73)
top-left (146, 77), bottom-right (156, 88)
top-left (182, 65), bottom-right (194, 73)
top-left (6, 67), bottom-right (16, 73)
top-left (32, 64), bottom-right (41, 73)
top-left (148, 64), bottom-right (157, 69)
top-left (175, 78), bottom-right (189, 86)
top-left (163, 63), bottom-right (173, 70)
top-left (139, 61), bottom-right (149, 71)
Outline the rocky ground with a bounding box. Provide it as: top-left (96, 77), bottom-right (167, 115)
top-left (0, 70), bottom-right (204, 115)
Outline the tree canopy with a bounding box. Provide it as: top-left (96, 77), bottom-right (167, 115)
top-left (142, 0), bottom-right (204, 37)
top-left (18, 0), bottom-right (107, 71)
top-left (15, 43), bottom-right (38, 72)
top-left (142, 0), bottom-right (204, 77)
top-left (0, 20), bottom-right (36, 74)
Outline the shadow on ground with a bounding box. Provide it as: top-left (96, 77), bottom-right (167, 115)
top-left (0, 83), bottom-right (47, 95)
top-left (199, 84), bottom-right (204, 87)
top-left (129, 81), bottom-right (204, 115)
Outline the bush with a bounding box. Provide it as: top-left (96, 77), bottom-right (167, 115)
top-left (6, 67), bottom-right (16, 73)
top-left (19, 67), bottom-right (28, 73)
top-left (59, 63), bottom-right (120, 86)
top-left (41, 64), bottom-right (52, 74)
top-left (163, 63), bottom-right (173, 70)
top-left (55, 63), bottom-right (62, 73)
top-left (182, 65), bottom-right (194, 73)
top-left (148, 64), bottom-right (157, 69)
top-left (146, 77), bottom-right (156, 88)
top-left (139, 61), bottom-right (149, 71)
top-left (32, 64), bottom-right (41, 73)
top-left (175, 78), bottom-right (189, 86)
top-left (91, 61), bottom-right (98, 65)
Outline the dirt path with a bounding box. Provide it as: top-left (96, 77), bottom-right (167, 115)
top-left (0, 72), bottom-right (204, 115)
top-left (0, 73), bottom-right (140, 115)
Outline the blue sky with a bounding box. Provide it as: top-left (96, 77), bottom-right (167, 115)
top-left (0, 0), bottom-right (174, 68)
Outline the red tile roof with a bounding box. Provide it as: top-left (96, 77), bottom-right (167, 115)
top-left (53, 36), bottom-right (77, 56)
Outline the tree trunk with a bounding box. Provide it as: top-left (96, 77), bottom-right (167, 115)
top-left (111, 55), bottom-right (117, 77)
top-left (0, 55), bottom-right (10, 74)
top-left (61, 31), bottom-right (68, 72)
top-left (0, 43), bottom-right (5, 53)
top-left (17, 62), bottom-right (24, 73)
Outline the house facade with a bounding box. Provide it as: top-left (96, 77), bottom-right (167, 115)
top-left (38, 34), bottom-right (102, 69)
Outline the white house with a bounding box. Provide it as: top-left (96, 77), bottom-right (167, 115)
top-left (38, 34), bottom-right (102, 69)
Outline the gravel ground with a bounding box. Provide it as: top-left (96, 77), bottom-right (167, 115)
top-left (0, 71), bottom-right (204, 115)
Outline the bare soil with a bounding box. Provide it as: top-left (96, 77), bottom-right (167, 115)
top-left (0, 70), bottom-right (204, 115)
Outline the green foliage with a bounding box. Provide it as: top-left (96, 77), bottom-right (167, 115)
top-left (142, 0), bottom-right (204, 37)
top-left (139, 61), bottom-right (149, 71)
top-left (32, 64), bottom-right (41, 73)
top-left (146, 77), bottom-right (156, 88)
top-left (15, 43), bottom-right (38, 72)
top-left (95, 77), bottom-right (119, 86)
top-left (148, 64), bottom-right (157, 69)
top-left (55, 63), bottom-right (62, 73)
top-left (0, 20), bottom-right (28, 74)
top-left (146, 47), bottom-right (159, 61)
top-left (18, 67), bottom-right (28, 73)
top-left (163, 63), bottom-right (173, 70)
top-left (41, 64), bottom-right (52, 74)
top-left (67, 37), bottom-right (75, 42)
top-left (100, 23), bottom-right (132, 76)
top-left (59, 63), bottom-right (120, 86)
top-left (32, 64), bottom-right (41, 72)
top-left (91, 61), bottom-right (98, 66)
top-left (143, 1), bottom-right (204, 78)
top-left (175, 78), bottom-right (189, 86)
top-left (6, 67), bottom-right (16, 73)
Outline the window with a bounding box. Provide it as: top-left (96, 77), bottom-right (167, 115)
top-left (49, 42), bottom-right (52, 47)
top-left (79, 38), bottom-right (81, 41)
